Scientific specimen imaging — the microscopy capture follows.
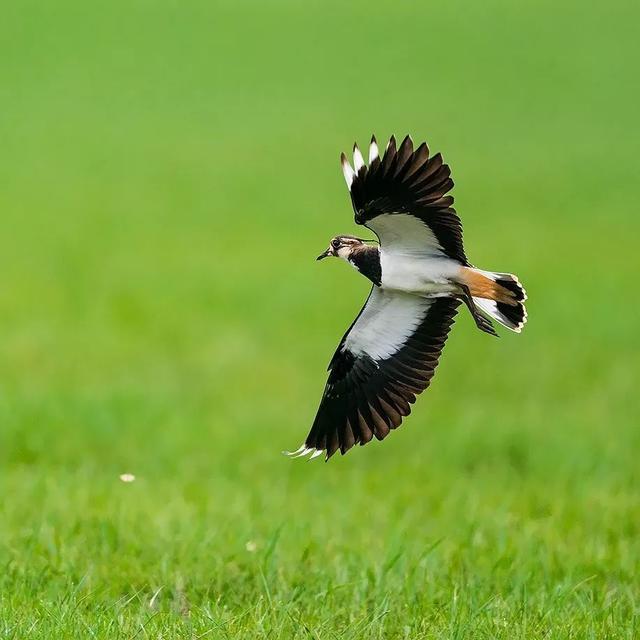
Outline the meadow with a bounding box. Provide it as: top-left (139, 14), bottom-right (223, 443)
top-left (1, 1), bottom-right (639, 637)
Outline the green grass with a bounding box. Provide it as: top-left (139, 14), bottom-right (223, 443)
top-left (1, 0), bottom-right (639, 637)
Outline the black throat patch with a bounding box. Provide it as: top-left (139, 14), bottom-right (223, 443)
top-left (348, 245), bottom-right (382, 286)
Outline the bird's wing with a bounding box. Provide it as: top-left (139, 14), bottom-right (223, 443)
top-left (342, 135), bottom-right (468, 264)
top-left (288, 288), bottom-right (460, 460)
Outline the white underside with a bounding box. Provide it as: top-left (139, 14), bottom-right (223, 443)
top-left (343, 213), bottom-right (463, 361)
top-left (367, 213), bottom-right (444, 258)
top-left (365, 212), bottom-right (462, 295)
top-left (345, 254), bottom-right (459, 362)
top-left (379, 251), bottom-right (461, 295)
top-left (344, 287), bottom-right (435, 361)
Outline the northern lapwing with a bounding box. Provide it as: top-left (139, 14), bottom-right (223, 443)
top-left (287, 135), bottom-right (527, 461)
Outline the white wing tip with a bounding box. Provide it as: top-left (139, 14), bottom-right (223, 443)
top-left (341, 153), bottom-right (355, 189)
top-left (353, 144), bottom-right (365, 173)
top-left (283, 444), bottom-right (325, 461)
top-left (283, 444), bottom-right (306, 457)
top-left (343, 136), bottom-right (385, 189)
top-left (368, 136), bottom-right (379, 163)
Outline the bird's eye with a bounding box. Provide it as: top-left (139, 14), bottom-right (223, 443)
top-left (331, 239), bottom-right (341, 249)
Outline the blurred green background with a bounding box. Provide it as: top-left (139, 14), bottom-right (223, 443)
top-left (1, 1), bottom-right (638, 637)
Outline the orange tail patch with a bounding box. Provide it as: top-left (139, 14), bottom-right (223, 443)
top-left (460, 268), bottom-right (518, 306)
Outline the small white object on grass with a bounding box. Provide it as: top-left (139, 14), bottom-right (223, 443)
top-left (119, 473), bottom-right (136, 483)
top-left (245, 540), bottom-right (257, 552)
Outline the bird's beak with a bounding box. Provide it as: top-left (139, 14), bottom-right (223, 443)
top-left (316, 247), bottom-right (332, 260)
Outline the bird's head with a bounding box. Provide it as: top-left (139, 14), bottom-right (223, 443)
top-left (317, 235), bottom-right (368, 261)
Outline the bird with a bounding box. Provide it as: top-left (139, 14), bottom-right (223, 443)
top-left (286, 134), bottom-right (527, 461)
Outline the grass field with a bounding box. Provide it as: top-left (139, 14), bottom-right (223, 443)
top-left (1, 1), bottom-right (639, 637)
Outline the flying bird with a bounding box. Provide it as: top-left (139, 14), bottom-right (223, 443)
top-left (287, 135), bottom-right (527, 461)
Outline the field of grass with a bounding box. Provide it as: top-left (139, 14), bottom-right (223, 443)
top-left (1, 1), bottom-right (639, 637)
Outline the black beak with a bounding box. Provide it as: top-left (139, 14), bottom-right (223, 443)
top-left (316, 248), bottom-right (332, 261)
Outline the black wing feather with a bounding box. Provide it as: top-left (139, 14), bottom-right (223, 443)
top-left (305, 297), bottom-right (460, 459)
top-left (348, 135), bottom-right (468, 265)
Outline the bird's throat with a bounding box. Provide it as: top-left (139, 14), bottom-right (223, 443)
top-left (348, 245), bottom-right (382, 286)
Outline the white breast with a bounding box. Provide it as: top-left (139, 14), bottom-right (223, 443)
top-left (380, 251), bottom-right (460, 294)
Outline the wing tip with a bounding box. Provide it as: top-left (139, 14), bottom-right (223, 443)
top-left (344, 134), bottom-right (417, 182)
top-left (340, 152), bottom-right (355, 189)
top-left (368, 135), bottom-right (379, 163)
top-left (353, 144), bottom-right (365, 172)
top-left (283, 444), bottom-right (326, 461)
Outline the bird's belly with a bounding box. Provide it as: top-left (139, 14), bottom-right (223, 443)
top-left (379, 253), bottom-right (461, 295)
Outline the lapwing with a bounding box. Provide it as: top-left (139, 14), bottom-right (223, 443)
top-left (287, 135), bottom-right (527, 461)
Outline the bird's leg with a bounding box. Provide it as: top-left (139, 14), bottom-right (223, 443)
top-left (459, 285), bottom-right (499, 337)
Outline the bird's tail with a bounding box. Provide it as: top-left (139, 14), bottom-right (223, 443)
top-left (462, 268), bottom-right (527, 333)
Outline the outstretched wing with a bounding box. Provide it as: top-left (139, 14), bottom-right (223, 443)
top-left (341, 135), bottom-right (468, 265)
top-left (288, 289), bottom-right (460, 460)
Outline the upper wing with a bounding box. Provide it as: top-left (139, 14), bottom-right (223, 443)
top-left (289, 289), bottom-right (460, 460)
top-left (341, 135), bottom-right (468, 264)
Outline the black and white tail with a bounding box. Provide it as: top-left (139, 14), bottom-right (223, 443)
top-left (467, 269), bottom-right (528, 333)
